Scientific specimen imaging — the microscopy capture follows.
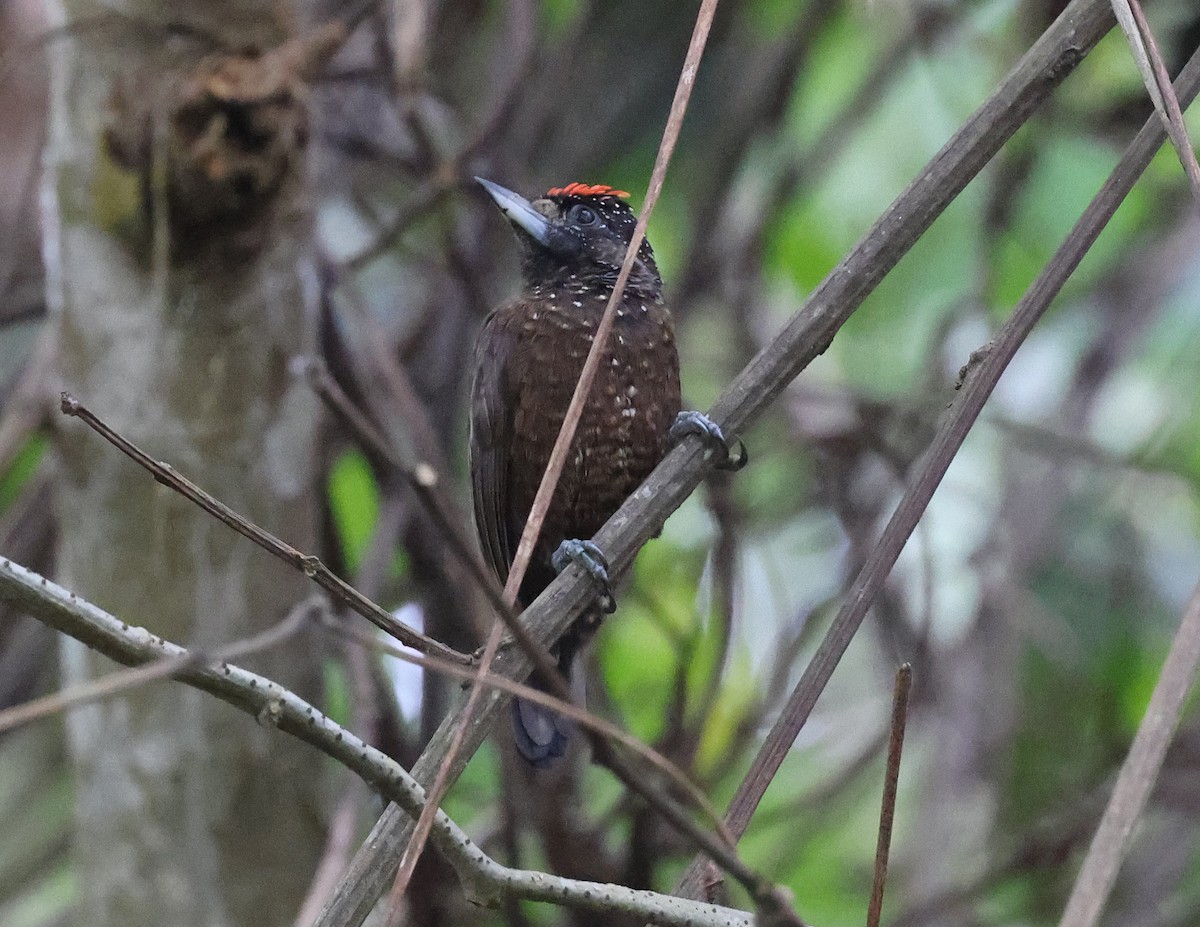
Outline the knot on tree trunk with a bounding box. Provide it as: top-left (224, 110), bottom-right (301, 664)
top-left (102, 22), bottom-right (345, 258)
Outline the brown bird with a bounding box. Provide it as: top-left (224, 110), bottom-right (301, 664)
top-left (471, 178), bottom-right (740, 766)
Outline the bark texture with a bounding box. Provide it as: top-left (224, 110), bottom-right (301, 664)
top-left (43, 3), bottom-right (328, 925)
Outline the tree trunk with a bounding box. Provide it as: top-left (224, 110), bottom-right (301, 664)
top-left (43, 3), bottom-right (329, 925)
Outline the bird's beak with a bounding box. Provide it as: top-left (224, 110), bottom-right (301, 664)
top-left (476, 177), bottom-right (552, 248)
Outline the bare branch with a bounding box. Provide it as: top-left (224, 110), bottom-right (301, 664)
top-left (1058, 579), bottom-right (1200, 927)
top-left (58, 392), bottom-right (470, 665)
top-left (1109, 0), bottom-right (1200, 197)
top-left (387, 0), bottom-right (730, 914)
top-left (0, 597), bottom-right (318, 735)
top-left (303, 358), bottom-right (526, 646)
top-left (309, 358), bottom-right (782, 906)
top-left (670, 9), bottom-right (1200, 904)
top-left (867, 665), bottom-right (912, 927)
top-left (318, 3), bottom-right (1122, 923)
top-left (0, 556), bottom-right (758, 927)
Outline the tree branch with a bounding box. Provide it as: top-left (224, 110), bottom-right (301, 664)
top-left (672, 27), bottom-right (1200, 904)
top-left (58, 392), bottom-right (470, 666)
top-left (314, 2), bottom-right (1119, 923)
top-left (1109, 0), bottom-right (1200, 196)
top-left (0, 556), bottom-right (758, 927)
top-left (1058, 578), bottom-right (1200, 927)
top-left (306, 357), bottom-right (779, 909)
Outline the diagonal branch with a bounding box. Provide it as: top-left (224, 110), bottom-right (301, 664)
top-left (0, 597), bottom-right (319, 735)
top-left (1058, 580), bottom-right (1200, 927)
top-left (58, 392), bottom-right (470, 666)
top-left (672, 28), bottom-right (1200, 905)
top-left (1109, 0), bottom-right (1200, 197)
top-left (867, 665), bottom-right (912, 927)
top-left (316, 2), bottom-right (1120, 923)
top-left (0, 556), bottom-right (757, 927)
top-left (386, 0), bottom-right (727, 914)
top-left (46, 323), bottom-right (778, 910)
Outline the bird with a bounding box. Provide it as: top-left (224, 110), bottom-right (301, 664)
top-left (471, 178), bottom-right (741, 767)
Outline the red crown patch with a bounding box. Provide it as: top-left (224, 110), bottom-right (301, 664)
top-left (545, 182), bottom-right (630, 199)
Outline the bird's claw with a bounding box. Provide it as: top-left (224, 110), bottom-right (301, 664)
top-left (668, 411), bottom-right (748, 471)
top-left (552, 539), bottom-right (616, 614)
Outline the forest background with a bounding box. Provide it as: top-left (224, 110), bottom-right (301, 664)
top-left (2, 1), bottom-right (1200, 926)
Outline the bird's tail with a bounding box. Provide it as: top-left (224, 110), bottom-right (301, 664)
top-left (511, 686), bottom-right (572, 768)
top-left (511, 648), bottom-right (586, 767)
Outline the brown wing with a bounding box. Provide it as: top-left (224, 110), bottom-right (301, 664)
top-left (469, 308), bottom-right (517, 584)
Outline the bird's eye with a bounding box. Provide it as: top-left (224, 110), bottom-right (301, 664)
top-left (569, 204), bottom-right (598, 226)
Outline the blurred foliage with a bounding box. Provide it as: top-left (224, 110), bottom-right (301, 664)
top-left (328, 449), bottom-right (384, 576)
top-left (0, 436), bottom-right (44, 511)
top-left (3, 0), bottom-right (1200, 925)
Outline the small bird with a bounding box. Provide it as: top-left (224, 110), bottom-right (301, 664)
top-left (471, 178), bottom-right (739, 766)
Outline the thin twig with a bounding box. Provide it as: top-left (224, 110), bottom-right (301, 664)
top-left (0, 533), bottom-right (743, 829)
top-left (316, 5), bottom-right (1121, 923)
top-left (672, 22), bottom-right (1200, 905)
top-left (1109, 0), bottom-right (1200, 197)
top-left (58, 392), bottom-right (470, 666)
top-left (384, 0), bottom-right (727, 915)
top-left (1058, 580), bottom-right (1200, 927)
top-left (2, 549), bottom-right (758, 912)
top-left (293, 790), bottom-right (365, 927)
top-left (867, 664), bottom-right (912, 927)
top-left (324, 616), bottom-right (736, 840)
top-left (304, 358), bottom-right (530, 647)
top-left (310, 355), bottom-right (771, 896)
top-left (0, 597), bottom-right (317, 734)
top-left (0, 556), bottom-right (754, 927)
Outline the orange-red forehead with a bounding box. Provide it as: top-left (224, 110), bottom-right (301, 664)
top-left (544, 182), bottom-right (630, 199)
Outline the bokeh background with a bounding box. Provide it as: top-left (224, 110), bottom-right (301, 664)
top-left (2, 1), bottom-right (1200, 925)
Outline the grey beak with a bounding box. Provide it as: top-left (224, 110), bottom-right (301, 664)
top-left (476, 177), bottom-right (552, 248)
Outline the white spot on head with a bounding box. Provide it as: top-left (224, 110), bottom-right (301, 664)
top-left (573, 300), bottom-right (582, 308)
top-left (626, 385), bottom-right (637, 397)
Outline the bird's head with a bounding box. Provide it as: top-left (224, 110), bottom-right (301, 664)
top-left (476, 178), bottom-right (662, 300)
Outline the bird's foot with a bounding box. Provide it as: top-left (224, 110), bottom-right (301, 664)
top-left (552, 539), bottom-right (616, 614)
top-left (473, 637), bottom-right (517, 666)
top-left (668, 411), bottom-right (748, 471)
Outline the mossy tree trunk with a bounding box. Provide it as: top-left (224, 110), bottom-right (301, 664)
top-left (43, 3), bottom-right (330, 925)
